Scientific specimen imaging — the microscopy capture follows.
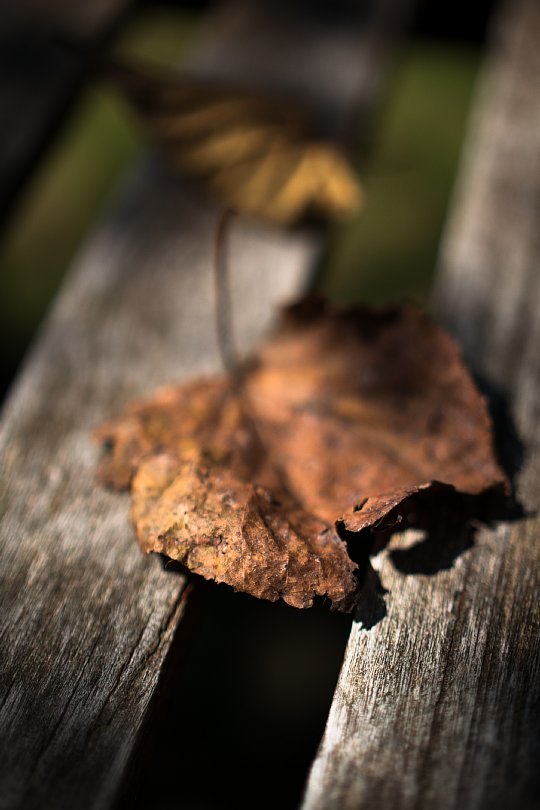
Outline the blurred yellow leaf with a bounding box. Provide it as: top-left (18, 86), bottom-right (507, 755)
top-left (104, 60), bottom-right (362, 226)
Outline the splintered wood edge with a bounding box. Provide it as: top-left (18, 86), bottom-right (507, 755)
top-left (302, 2), bottom-right (540, 808)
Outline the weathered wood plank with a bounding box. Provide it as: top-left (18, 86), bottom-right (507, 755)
top-left (302, 1), bottom-right (540, 808)
top-left (0, 3), bottom-right (405, 808)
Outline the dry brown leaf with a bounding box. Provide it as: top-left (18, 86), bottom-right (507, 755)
top-left (103, 60), bottom-right (362, 225)
top-left (96, 299), bottom-right (508, 610)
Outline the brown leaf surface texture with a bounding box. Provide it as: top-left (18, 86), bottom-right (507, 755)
top-left (103, 60), bottom-right (362, 226)
top-left (97, 300), bottom-right (508, 610)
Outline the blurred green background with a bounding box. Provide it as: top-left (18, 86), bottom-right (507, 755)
top-left (319, 41), bottom-right (480, 303)
top-left (0, 4), bottom-right (484, 809)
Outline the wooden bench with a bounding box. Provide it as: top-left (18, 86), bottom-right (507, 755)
top-left (303, 2), bottom-right (540, 807)
top-left (0, 1), bottom-right (538, 808)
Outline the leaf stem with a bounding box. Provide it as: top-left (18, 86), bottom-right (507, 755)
top-left (213, 208), bottom-right (238, 375)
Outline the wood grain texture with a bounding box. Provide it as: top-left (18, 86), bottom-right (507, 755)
top-left (302, 1), bottom-right (540, 808)
top-left (0, 3), bottom-right (401, 808)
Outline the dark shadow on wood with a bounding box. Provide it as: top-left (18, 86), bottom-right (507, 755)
top-left (390, 524), bottom-right (476, 575)
top-left (344, 482), bottom-right (525, 628)
top-left (351, 562), bottom-right (389, 628)
top-left (475, 374), bottom-right (527, 493)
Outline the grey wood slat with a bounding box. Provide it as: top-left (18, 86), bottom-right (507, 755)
top-left (302, 1), bottom-right (540, 808)
top-left (0, 2), bottom-right (404, 808)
